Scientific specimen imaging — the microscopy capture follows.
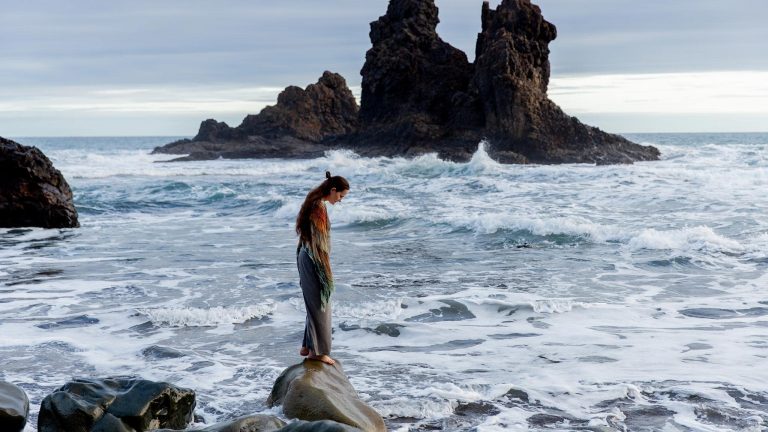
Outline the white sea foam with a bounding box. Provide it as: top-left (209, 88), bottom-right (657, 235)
top-left (6, 135), bottom-right (768, 431)
top-left (137, 304), bottom-right (274, 327)
top-left (627, 225), bottom-right (744, 254)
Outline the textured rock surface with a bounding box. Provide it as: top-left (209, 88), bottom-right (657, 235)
top-left (0, 381), bottom-right (29, 432)
top-left (38, 377), bottom-right (195, 432)
top-left (155, 414), bottom-right (287, 432)
top-left (153, 72), bottom-right (358, 161)
top-left (267, 360), bottom-right (385, 432)
top-left (277, 420), bottom-right (363, 432)
top-left (153, 0), bottom-right (659, 164)
top-left (0, 137), bottom-right (79, 228)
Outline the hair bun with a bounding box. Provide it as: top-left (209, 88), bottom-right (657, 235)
top-left (325, 171), bottom-right (331, 179)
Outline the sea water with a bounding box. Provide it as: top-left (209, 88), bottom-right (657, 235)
top-left (2, 134), bottom-right (767, 431)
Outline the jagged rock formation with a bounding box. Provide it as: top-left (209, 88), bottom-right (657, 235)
top-left (38, 377), bottom-right (195, 432)
top-left (267, 360), bottom-right (385, 432)
top-left (153, 71), bottom-right (358, 161)
top-left (154, 0), bottom-right (659, 164)
top-left (349, 0), bottom-right (659, 163)
top-left (0, 137), bottom-right (80, 228)
top-left (0, 381), bottom-right (29, 432)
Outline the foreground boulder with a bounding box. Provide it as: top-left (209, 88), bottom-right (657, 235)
top-left (0, 381), bottom-right (29, 432)
top-left (0, 137), bottom-right (79, 228)
top-left (153, 72), bottom-right (359, 161)
top-left (38, 377), bottom-right (195, 432)
top-left (267, 360), bottom-right (385, 432)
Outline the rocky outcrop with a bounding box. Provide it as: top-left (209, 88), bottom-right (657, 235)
top-left (0, 137), bottom-right (80, 228)
top-left (153, 0), bottom-right (659, 164)
top-left (153, 72), bottom-right (358, 161)
top-left (0, 381), bottom-right (29, 432)
top-left (38, 377), bottom-right (195, 432)
top-left (267, 360), bottom-right (385, 432)
top-left (350, 0), bottom-right (659, 164)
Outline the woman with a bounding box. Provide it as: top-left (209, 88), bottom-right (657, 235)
top-left (295, 171), bottom-right (349, 365)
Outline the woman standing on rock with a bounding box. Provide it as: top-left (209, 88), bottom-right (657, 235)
top-left (295, 171), bottom-right (349, 365)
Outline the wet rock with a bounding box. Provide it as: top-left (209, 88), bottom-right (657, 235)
top-left (339, 322), bottom-right (404, 337)
top-left (38, 377), bottom-right (195, 432)
top-left (454, 401), bottom-right (500, 417)
top-left (0, 137), bottom-right (79, 228)
top-left (153, 72), bottom-right (358, 160)
top-left (372, 323), bottom-right (403, 337)
top-left (156, 414), bottom-right (287, 432)
top-left (0, 381), bottom-right (29, 432)
top-left (503, 388), bottom-right (530, 403)
top-left (141, 345), bottom-right (186, 360)
top-left (406, 299), bottom-right (476, 322)
top-left (37, 315), bottom-right (99, 329)
top-left (277, 420), bottom-right (363, 432)
top-left (267, 360), bottom-right (385, 432)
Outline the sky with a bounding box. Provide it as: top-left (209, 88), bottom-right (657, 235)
top-left (1, 0), bottom-right (767, 136)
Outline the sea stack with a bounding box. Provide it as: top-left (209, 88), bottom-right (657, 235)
top-left (153, 72), bottom-right (359, 161)
top-left (349, 0), bottom-right (659, 163)
top-left (0, 137), bottom-right (79, 228)
top-left (154, 0), bottom-right (659, 164)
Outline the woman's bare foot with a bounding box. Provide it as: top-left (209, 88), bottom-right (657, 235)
top-left (308, 354), bottom-right (336, 365)
top-left (299, 346), bottom-right (310, 356)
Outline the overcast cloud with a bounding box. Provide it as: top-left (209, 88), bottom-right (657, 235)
top-left (2, 0), bottom-right (767, 135)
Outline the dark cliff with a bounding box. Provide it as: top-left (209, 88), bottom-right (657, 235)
top-left (154, 0), bottom-right (659, 164)
top-left (0, 137), bottom-right (79, 228)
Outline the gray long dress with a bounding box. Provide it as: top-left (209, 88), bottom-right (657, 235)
top-left (297, 246), bottom-right (332, 355)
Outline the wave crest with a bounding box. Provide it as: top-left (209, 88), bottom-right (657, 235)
top-left (137, 304), bottom-right (274, 327)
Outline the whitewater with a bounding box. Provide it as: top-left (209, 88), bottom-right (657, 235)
top-left (2, 133), bottom-right (767, 431)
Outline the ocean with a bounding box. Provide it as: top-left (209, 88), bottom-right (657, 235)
top-left (2, 134), bottom-right (767, 431)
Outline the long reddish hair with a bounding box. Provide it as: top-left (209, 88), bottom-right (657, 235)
top-left (295, 171), bottom-right (349, 246)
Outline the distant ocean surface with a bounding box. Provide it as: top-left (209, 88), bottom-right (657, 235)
top-left (2, 134), bottom-right (768, 431)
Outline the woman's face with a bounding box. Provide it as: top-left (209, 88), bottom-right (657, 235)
top-left (326, 188), bottom-right (348, 205)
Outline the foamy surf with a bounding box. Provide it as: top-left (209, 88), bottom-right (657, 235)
top-left (137, 304), bottom-right (275, 327)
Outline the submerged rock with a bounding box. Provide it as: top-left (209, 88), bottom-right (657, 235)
top-left (38, 377), bottom-right (195, 432)
top-left (0, 137), bottom-right (79, 228)
top-left (267, 360), bottom-right (385, 432)
top-left (154, 0), bottom-right (658, 164)
top-left (0, 381), bottom-right (29, 432)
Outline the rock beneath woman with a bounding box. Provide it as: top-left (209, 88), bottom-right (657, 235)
top-left (267, 360), bottom-right (385, 432)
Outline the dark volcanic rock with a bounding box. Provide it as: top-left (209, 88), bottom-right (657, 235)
top-left (155, 0), bottom-right (659, 165)
top-left (38, 377), bottom-right (195, 432)
top-left (350, 0), bottom-right (659, 164)
top-left (0, 137), bottom-right (79, 228)
top-left (0, 381), bottom-right (29, 432)
top-left (153, 72), bottom-right (358, 160)
top-left (267, 360), bottom-right (385, 432)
